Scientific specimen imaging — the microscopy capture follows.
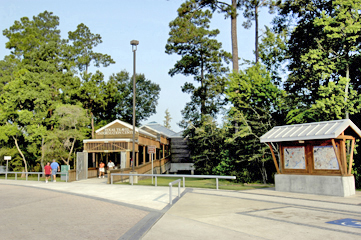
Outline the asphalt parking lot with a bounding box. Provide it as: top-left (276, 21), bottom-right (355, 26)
top-left (1, 179), bottom-right (361, 239)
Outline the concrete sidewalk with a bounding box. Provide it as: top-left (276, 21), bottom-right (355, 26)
top-left (1, 179), bottom-right (361, 239)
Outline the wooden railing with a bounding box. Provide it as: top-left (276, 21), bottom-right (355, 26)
top-left (107, 158), bottom-right (170, 184)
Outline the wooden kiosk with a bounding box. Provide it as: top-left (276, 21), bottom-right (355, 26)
top-left (260, 119), bottom-right (361, 197)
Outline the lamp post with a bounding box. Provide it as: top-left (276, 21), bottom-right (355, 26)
top-left (130, 40), bottom-right (139, 174)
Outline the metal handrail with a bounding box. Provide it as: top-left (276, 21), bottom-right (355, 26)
top-left (169, 179), bottom-right (181, 205)
top-left (0, 171), bottom-right (68, 182)
top-left (110, 173), bottom-right (236, 190)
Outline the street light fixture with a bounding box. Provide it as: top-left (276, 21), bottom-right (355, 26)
top-left (130, 40), bottom-right (139, 174)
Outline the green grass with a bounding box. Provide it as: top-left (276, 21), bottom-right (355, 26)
top-left (0, 174), bottom-right (66, 182)
top-left (114, 176), bottom-right (273, 190)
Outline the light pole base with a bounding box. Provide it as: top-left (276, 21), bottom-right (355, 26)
top-left (130, 171), bottom-right (138, 184)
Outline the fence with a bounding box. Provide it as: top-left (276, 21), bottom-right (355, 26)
top-left (0, 171), bottom-right (68, 182)
top-left (169, 179), bottom-right (181, 205)
top-left (110, 173), bottom-right (236, 190)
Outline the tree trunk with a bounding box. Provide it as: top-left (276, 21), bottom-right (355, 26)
top-left (260, 160), bottom-right (267, 184)
top-left (255, 6), bottom-right (259, 63)
top-left (91, 112), bottom-right (95, 138)
top-left (201, 51), bottom-right (206, 115)
top-left (13, 136), bottom-right (28, 174)
top-left (41, 136), bottom-right (45, 177)
top-left (231, 0), bottom-right (239, 72)
top-left (345, 63), bottom-right (349, 119)
top-left (67, 138), bottom-right (76, 166)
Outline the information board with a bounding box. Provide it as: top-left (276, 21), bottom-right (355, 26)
top-left (284, 146), bottom-right (306, 169)
top-left (313, 145), bottom-right (339, 170)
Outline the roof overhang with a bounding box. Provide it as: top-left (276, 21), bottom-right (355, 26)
top-left (260, 119), bottom-right (361, 143)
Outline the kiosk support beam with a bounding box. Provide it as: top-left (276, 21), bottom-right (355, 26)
top-left (348, 139), bottom-right (355, 175)
top-left (268, 143), bottom-right (280, 174)
top-left (331, 139), bottom-right (344, 175)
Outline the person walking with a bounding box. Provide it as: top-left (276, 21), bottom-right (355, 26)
top-left (50, 159), bottom-right (60, 182)
top-left (99, 161), bottom-right (105, 178)
top-left (107, 160), bottom-right (115, 170)
top-left (44, 162), bottom-right (51, 183)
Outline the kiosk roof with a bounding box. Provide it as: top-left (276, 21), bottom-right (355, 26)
top-left (260, 119), bottom-right (361, 143)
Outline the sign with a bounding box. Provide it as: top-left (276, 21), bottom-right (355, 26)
top-left (4, 156), bottom-right (11, 160)
top-left (313, 145), bottom-right (339, 169)
top-left (61, 165), bottom-right (70, 181)
top-left (103, 128), bottom-right (133, 135)
top-left (96, 122), bottom-right (138, 139)
top-left (148, 146), bottom-right (156, 154)
top-left (284, 146), bottom-right (306, 169)
top-left (327, 218), bottom-right (361, 229)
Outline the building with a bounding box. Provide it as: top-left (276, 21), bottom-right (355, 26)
top-left (76, 120), bottom-right (191, 182)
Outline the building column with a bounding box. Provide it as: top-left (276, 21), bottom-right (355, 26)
top-left (136, 152), bottom-right (139, 167)
top-left (126, 151), bottom-right (130, 168)
top-left (143, 146), bottom-right (146, 163)
top-left (162, 144), bottom-right (165, 159)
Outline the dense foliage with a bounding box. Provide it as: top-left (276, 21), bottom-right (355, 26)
top-left (167, 0), bottom-right (361, 186)
top-left (0, 11), bottom-right (160, 171)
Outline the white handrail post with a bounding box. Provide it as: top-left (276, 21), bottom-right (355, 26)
top-left (38, 173), bottom-right (40, 181)
top-left (182, 176), bottom-right (185, 188)
top-left (155, 176), bottom-right (157, 187)
top-left (5, 171), bottom-right (7, 180)
top-left (131, 174), bottom-right (134, 185)
top-left (111, 174), bottom-right (113, 185)
top-left (216, 178), bottom-right (219, 190)
top-left (26, 173), bottom-right (28, 181)
top-left (66, 172), bottom-right (68, 182)
top-left (178, 181), bottom-right (180, 197)
top-left (15, 173), bottom-right (17, 180)
top-left (169, 183), bottom-right (172, 205)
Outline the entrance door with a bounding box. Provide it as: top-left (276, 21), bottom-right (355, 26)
top-left (120, 152), bottom-right (126, 169)
top-left (76, 152), bottom-right (88, 180)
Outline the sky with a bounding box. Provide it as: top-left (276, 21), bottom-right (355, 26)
top-left (0, 0), bottom-right (274, 132)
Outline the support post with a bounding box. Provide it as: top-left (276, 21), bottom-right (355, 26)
top-left (348, 139), bottom-right (355, 175)
top-left (268, 143), bottom-right (280, 174)
top-left (331, 139), bottom-right (344, 175)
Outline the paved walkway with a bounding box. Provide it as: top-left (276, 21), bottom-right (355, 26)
top-left (1, 178), bottom-right (361, 239)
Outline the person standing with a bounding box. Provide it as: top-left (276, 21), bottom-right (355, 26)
top-left (99, 161), bottom-right (105, 178)
top-left (50, 159), bottom-right (60, 182)
top-left (44, 162), bottom-right (52, 183)
top-left (107, 160), bottom-right (115, 170)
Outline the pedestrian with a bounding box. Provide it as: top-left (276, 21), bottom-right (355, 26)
top-left (99, 161), bottom-right (105, 178)
top-left (50, 159), bottom-right (60, 182)
top-left (44, 162), bottom-right (51, 183)
top-left (107, 160), bottom-right (115, 170)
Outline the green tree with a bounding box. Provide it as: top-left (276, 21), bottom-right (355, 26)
top-left (166, 0), bottom-right (231, 127)
top-left (304, 0), bottom-right (361, 119)
top-left (239, 0), bottom-right (276, 63)
top-left (164, 109), bottom-right (172, 129)
top-left (0, 11), bottom-right (81, 172)
top-left (196, 0), bottom-right (240, 72)
top-left (102, 71), bottom-right (161, 125)
top-left (275, 0), bottom-right (334, 109)
top-left (226, 64), bottom-right (284, 183)
top-left (68, 23), bottom-right (115, 74)
top-left (186, 115), bottom-right (226, 175)
top-left (276, 0), bottom-right (361, 123)
top-left (258, 26), bottom-right (288, 84)
top-left (68, 23), bottom-right (115, 137)
top-left (75, 71), bottom-right (106, 138)
top-left (45, 105), bottom-right (89, 166)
